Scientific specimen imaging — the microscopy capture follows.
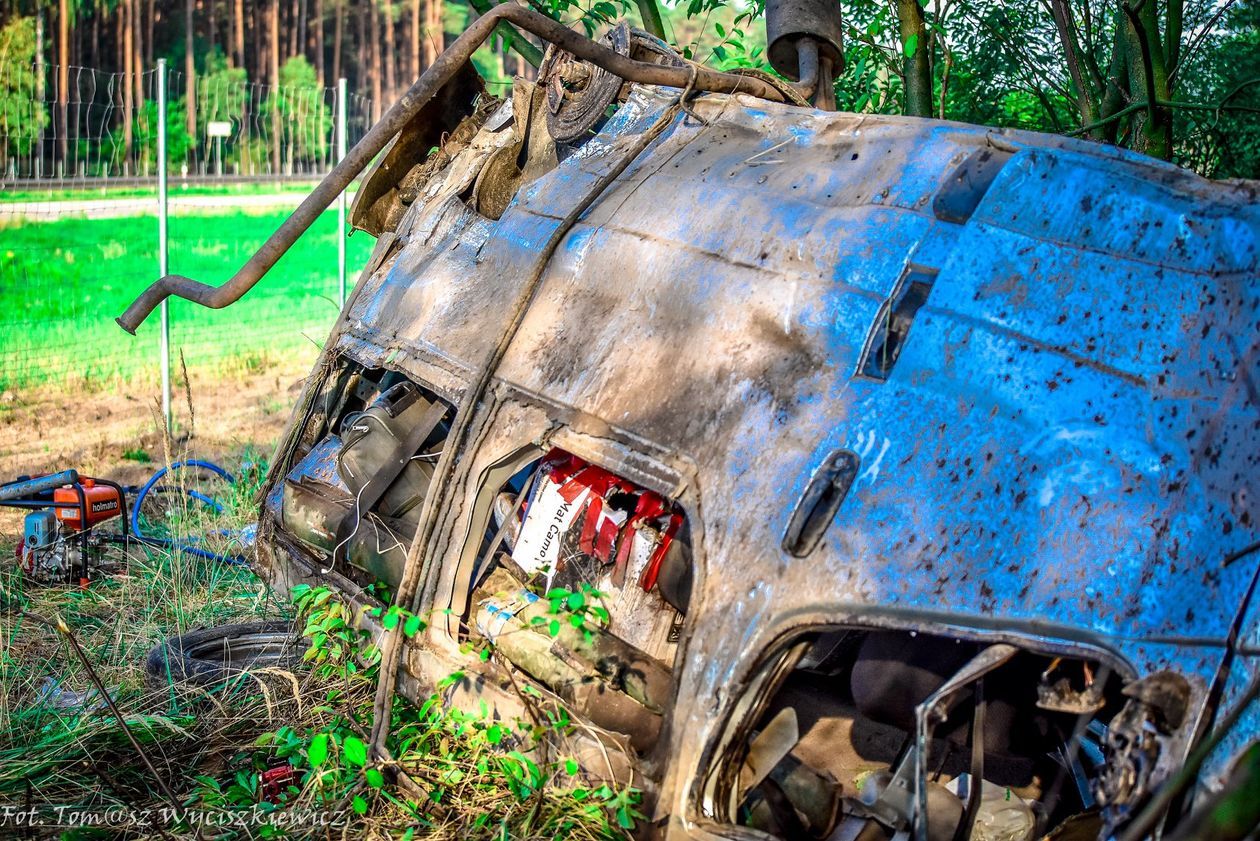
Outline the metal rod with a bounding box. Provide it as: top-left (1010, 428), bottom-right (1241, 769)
top-left (337, 77), bottom-right (348, 309)
top-left (913, 644), bottom-right (1017, 841)
top-left (115, 4), bottom-right (791, 334)
top-left (156, 58), bottom-right (171, 428)
top-left (31, 611), bottom-right (190, 836)
top-left (0, 470), bottom-right (79, 502)
top-left (793, 38), bottom-right (820, 100)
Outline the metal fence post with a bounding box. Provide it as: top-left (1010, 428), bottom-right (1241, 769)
top-left (337, 77), bottom-right (349, 309)
top-left (157, 59), bottom-right (172, 430)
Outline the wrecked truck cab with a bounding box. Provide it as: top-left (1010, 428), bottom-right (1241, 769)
top-left (235, 38), bottom-right (1260, 841)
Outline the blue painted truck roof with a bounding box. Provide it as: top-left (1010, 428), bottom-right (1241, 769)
top-left (330, 86), bottom-right (1260, 782)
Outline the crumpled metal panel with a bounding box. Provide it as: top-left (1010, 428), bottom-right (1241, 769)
top-left (331, 86), bottom-right (1259, 797)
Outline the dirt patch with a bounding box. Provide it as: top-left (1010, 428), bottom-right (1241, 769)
top-left (0, 358), bottom-right (309, 538)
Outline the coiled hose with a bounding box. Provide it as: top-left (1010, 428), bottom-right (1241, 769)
top-left (129, 460), bottom-right (249, 564)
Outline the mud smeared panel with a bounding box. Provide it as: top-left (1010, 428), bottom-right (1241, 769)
top-left (350, 62), bottom-right (486, 237)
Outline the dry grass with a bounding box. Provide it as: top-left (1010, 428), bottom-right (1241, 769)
top-left (0, 369), bottom-right (640, 839)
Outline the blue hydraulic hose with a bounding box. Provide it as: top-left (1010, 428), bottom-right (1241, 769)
top-left (130, 460), bottom-right (247, 564)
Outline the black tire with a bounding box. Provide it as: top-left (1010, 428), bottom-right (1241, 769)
top-left (145, 620), bottom-right (303, 688)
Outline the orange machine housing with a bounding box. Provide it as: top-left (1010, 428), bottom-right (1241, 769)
top-left (54, 479), bottom-right (122, 530)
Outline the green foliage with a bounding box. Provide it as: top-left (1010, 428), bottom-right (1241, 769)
top-left (0, 17), bottom-right (49, 159)
top-left (524, 582), bottom-right (611, 641)
top-left (270, 584), bottom-right (642, 839)
top-left (123, 446), bottom-right (154, 463)
top-left (1171, 2), bottom-right (1260, 179)
top-left (262, 56), bottom-right (333, 170)
top-left (196, 50), bottom-right (250, 166)
top-left (133, 97), bottom-right (193, 171)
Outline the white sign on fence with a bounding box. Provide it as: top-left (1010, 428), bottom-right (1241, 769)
top-left (207, 121), bottom-right (233, 138)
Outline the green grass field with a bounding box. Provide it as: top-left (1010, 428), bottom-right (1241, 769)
top-left (0, 208), bottom-right (375, 391)
top-left (0, 181), bottom-right (324, 203)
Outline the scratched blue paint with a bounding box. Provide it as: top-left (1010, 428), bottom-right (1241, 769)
top-left (291, 84), bottom-right (1260, 802)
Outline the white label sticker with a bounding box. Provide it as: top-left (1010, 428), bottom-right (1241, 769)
top-left (511, 476), bottom-right (589, 588)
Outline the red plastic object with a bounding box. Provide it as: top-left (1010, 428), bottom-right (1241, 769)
top-left (259, 765), bottom-right (298, 801)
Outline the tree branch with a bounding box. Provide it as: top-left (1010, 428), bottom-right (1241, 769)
top-left (1067, 80), bottom-right (1260, 137)
top-left (633, 0), bottom-right (666, 41)
top-left (1050, 0), bottom-right (1101, 124)
top-left (1169, 0), bottom-right (1237, 89)
top-left (1165, 0), bottom-right (1183, 73)
top-left (969, 6), bottom-right (1075, 104)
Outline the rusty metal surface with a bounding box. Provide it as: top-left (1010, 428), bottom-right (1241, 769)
top-left (114, 6), bottom-right (801, 334)
top-left (268, 83), bottom-right (1260, 825)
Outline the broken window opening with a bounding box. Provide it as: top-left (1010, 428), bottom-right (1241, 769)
top-left (705, 626), bottom-right (1132, 841)
top-left (462, 447), bottom-right (694, 753)
top-left (859, 265), bottom-right (939, 381)
top-left (278, 360), bottom-right (454, 598)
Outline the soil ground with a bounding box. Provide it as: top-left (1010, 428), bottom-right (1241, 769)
top-left (0, 356), bottom-right (310, 539)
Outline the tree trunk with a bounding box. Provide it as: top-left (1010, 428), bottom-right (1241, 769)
top-left (35, 8), bottom-right (44, 87)
top-left (115, 2), bottom-right (123, 99)
top-left (209, 0), bottom-right (218, 59)
top-left (146, 0), bottom-right (154, 65)
top-left (299, 0), bottom-right (308, 65)
top-left (1098, 15), bottom-right (1129, 144)
top-left (421, 0), bottom-right (441, 70)
top-left (410, 0), bottom-right (420, 77)
top-left (133, 0), bottom-right (143, 145)
top-left (90, 0), bottom-right (99, 70)
top-left (122, 0), bottom-right (133, 168)
top-left (1123, 0), bottom-right (1172, 159)
top-left (228, 0), bottom-right (237, 65)
top-left (313, 0), bottom-right (324, 83)
top-left (234, 0), bottom-right (246, 67)
top-left (431, 0), bottom-right (444, 62)
top-left (58, 0), bottom-right (69, 173)
top-left (36, 8), bottom-right (45, 113)
top-left (186, 0), bottom-right (197, 151)
top-left (290, 0), bottom-right (300, 61)
top-left (332, 0), bottom-right (344, 83)
top-left (420, 0), bottom-right (434, 69)
top-left (633, 0), bottom-right (665, 41)
top-left (253, 0), bottom-right (263, 86)
top-left (896, 0), bottom-right (932, 117)
top-left (368, 0), bottom-right (381, 122)
top-left (382, 0), bottom-right (395, 104)
top-left (270, 0), bottom-right (282, 173)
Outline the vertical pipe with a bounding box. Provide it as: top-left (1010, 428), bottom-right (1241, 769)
top-left (157, 58), bottom-right (172, 430)
top-left (337, 76), bottom-right (348, 309)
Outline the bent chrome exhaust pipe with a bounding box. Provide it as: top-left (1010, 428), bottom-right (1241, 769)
top-left (116, 3), bottom-right (793, 334)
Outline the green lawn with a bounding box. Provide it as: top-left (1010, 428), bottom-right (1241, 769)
top-left (0, 181), bottom-right (325, 203)
top-left (0, 209), bottom-right (375, 391)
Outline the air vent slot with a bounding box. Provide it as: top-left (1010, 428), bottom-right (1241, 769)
top-left (783, 450), bottom-right (860, 558)
top-left (858, 265), bottom-right (938, 381)
top-left (933, 147), bottom-right (1013, 223)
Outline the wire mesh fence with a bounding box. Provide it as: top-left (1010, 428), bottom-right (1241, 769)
top-left (0, 61), bottom-right (375, 396)
top-left (1, 58), bottom-right (375, 183)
